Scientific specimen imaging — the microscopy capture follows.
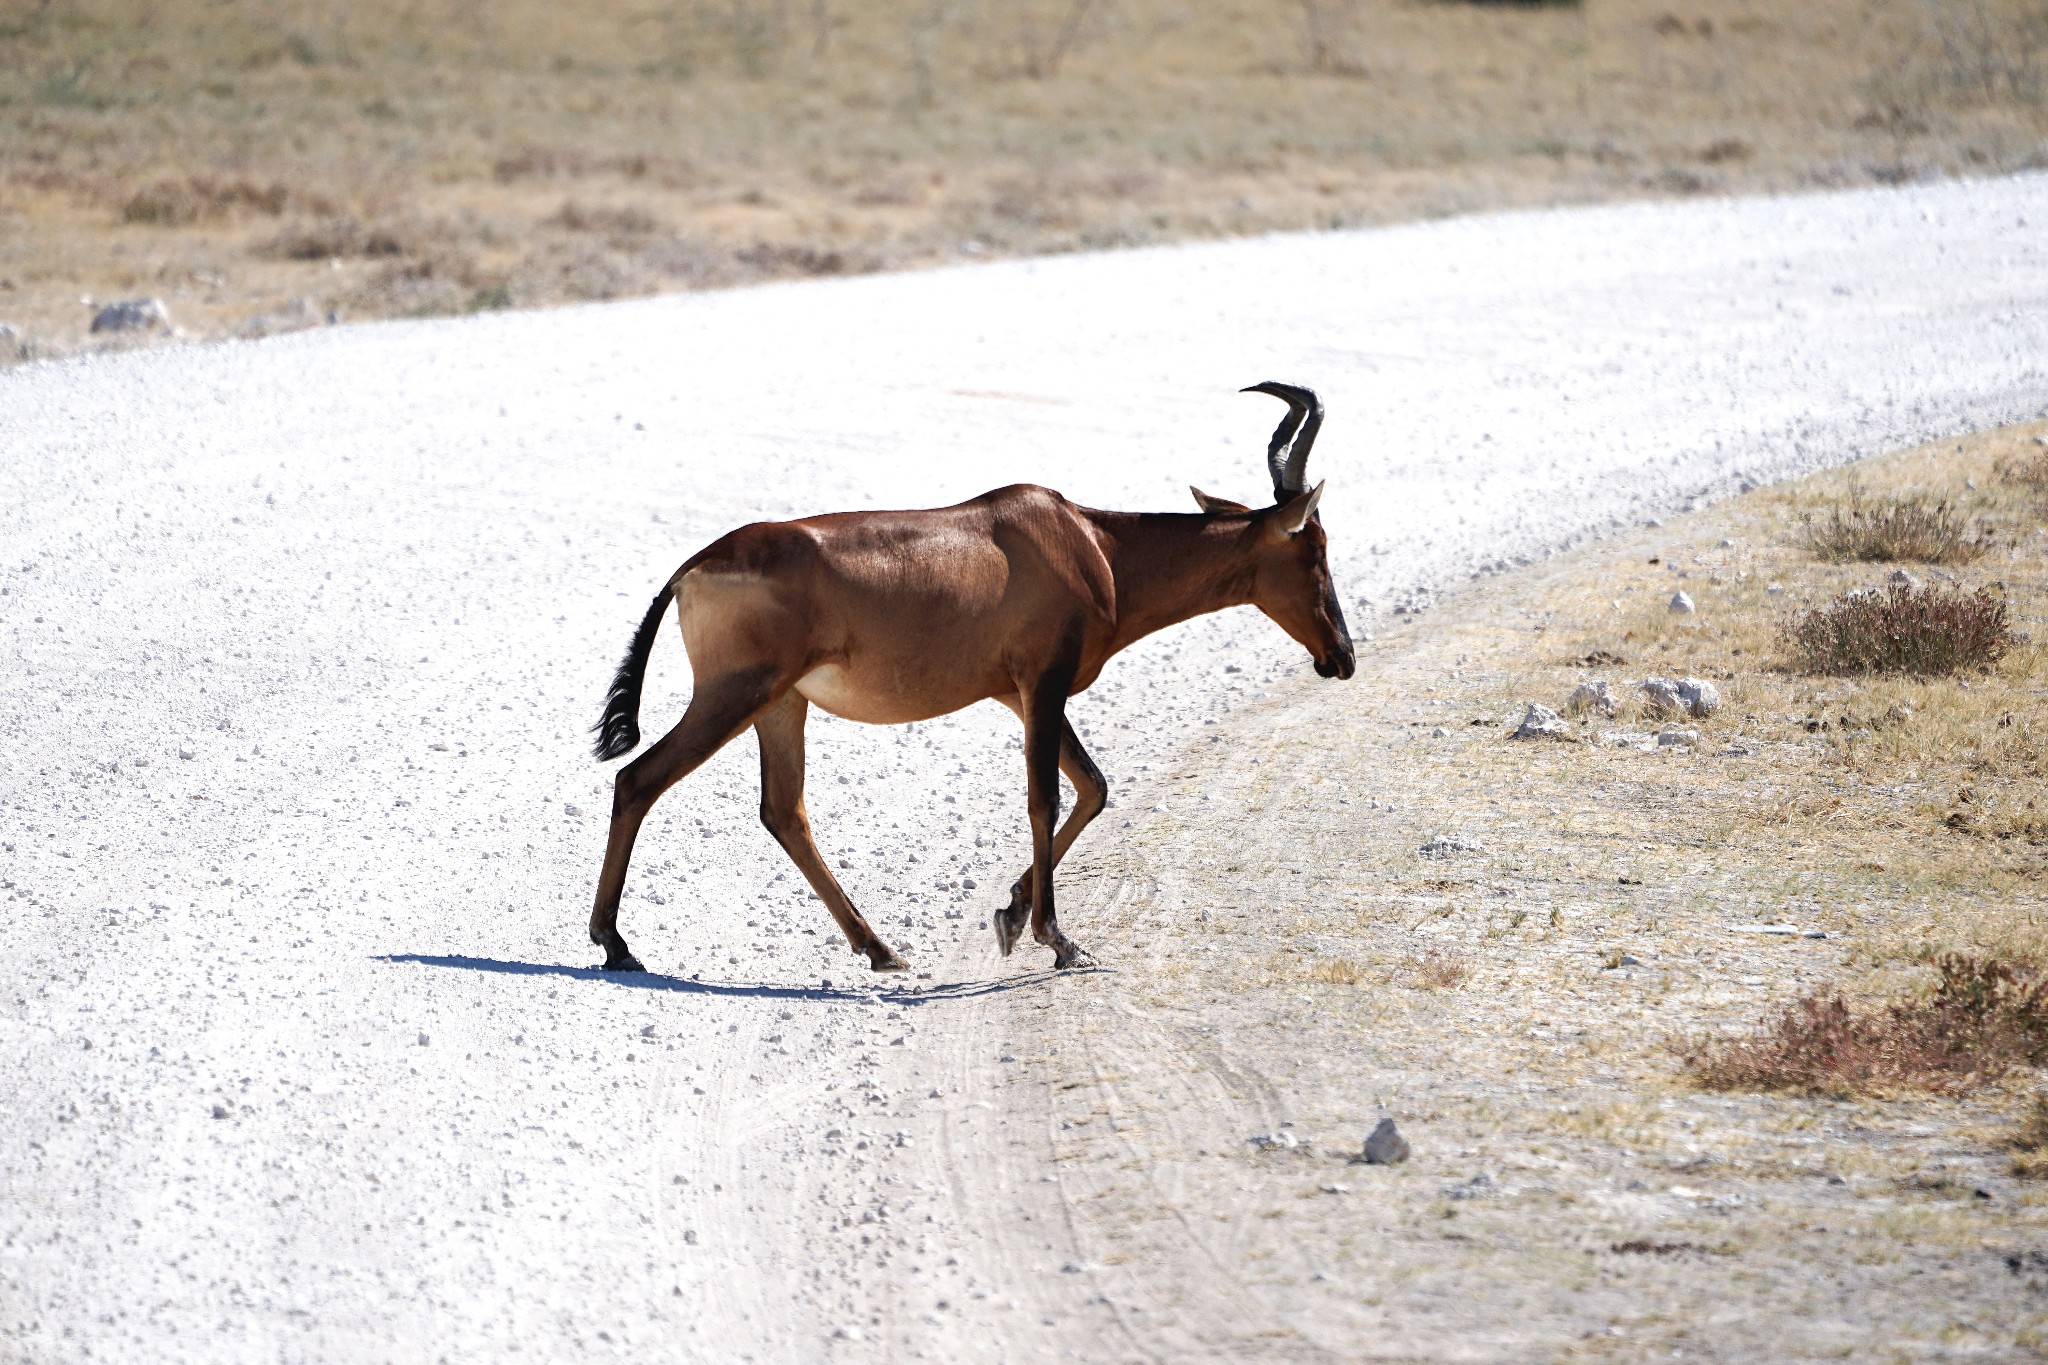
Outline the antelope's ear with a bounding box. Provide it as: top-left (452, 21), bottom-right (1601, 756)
top-left (1191, 486), bottom-right (1252, 514)
top-left (1271, 480), bottom-right (1326, 536)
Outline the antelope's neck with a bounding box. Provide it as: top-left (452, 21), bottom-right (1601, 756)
top-left (1095, 511), bottom-right (1258, 655)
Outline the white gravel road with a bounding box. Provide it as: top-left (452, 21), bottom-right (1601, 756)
top-left (4, 173), bottom-right (2047, 1363)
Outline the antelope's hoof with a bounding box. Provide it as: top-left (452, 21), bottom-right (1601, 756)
top-left (994, 891), bottom-right (1028, 958)
top-left (601, 950), bottom-right (646, 973)
top-left (1051, 939), bottom-right (1097, 971)
top-left (868, 943), bottom-right (911, 973)
top-left (994, 912), bottom-right (1026, 958)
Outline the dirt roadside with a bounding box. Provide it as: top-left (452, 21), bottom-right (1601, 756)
top-left (843, 421), bottom-right (2048, 1361)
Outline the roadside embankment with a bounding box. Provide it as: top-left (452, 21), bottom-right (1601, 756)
top-left (974, 419), bottom-right (2048, 1360)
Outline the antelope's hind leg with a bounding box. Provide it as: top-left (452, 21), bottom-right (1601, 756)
top-left (755, 691), bottom-right (909, 973)
top-left (589, 668), bottom-right (782, 972)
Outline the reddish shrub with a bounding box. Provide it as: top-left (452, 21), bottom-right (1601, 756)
top-left (1783, 582), bottom-right (2013, 675)
top-left (1682, 955), bottom-right (2048, 1096)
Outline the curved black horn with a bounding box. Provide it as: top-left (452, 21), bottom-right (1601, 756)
top-left (1241, 381), bottom-right (1324, 500)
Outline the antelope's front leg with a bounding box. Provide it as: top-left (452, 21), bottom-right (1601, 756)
top-left (995, 716), bottom-right (1107, 960)
top-left (1016, 682), bottom-right (1095, 971)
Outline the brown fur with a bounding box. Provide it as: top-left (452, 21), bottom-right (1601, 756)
top-left (590, 466), bottom-right (1352, 974)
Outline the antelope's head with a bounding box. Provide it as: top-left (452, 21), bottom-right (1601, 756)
top-left (1191, 382), bottom-right (1355, 681)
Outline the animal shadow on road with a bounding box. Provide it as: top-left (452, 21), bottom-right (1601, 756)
top-left (377, 953), bottom-right (1096, 1008)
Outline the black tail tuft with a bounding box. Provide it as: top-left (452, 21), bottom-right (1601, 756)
top-left (592, 588), bottom-right (674, 761)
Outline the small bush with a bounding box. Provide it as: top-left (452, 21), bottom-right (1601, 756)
top-left (545, 201), bottom-right (665, 236)
top-left (1681, 954), bottom-right (2048, 1097)
top-left (121, 175), bottom-right (312, 225)
top-left (261, 216), bottom-right (410, 260)
top-left (1783, 582), bottom-right (2013, 676)
top-left (1308, 957), bottom-right (1364, 985)
top-left (1409, 946), bottom-right (1470, 989)
top-left (1802, 497), bottom-right (1993, 564)
top-left (1996, 449), bottom-right (2048, 493)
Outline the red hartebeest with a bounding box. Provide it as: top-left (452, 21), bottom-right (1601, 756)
top-left (588, 382), bottom-right (1353, 973)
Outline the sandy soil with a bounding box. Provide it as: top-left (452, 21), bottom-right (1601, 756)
top-left (3, 175), bottom-right (2048, 1361)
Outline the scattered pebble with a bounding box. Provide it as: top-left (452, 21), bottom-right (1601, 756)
top-left (1430, 726), bottom-right (1450, 738)
top-left (1510, 702), bottom-right (1572, 741)
top-left (1248, 1130), bottom-right (1302, 1152)
top-left (1359, 1117), bottom-right (1411, 1165)
top-left (1656, 729), bottom-right (1699, 747)
top-left (1640, 675), bottom-right (1718, 719)
top-left (239, 297), bottom-right (340, 338)
top-left (1419, 834), bottom-right (1482, 857)
top-left (90, 298), bottom-right (170, 334)
top-left (1668, 590), bottom-right (1695, 614)
top-left (1566, 679), bottom-right (1618, 718)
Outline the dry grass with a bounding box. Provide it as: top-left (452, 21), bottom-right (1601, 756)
top-left (2010, 1094), bottom-right (2048, 1177)
top-left (1263, 417), bottom-right (2048, 1099)
top-left (1998, 444), bottom-right (2048, 497)
top-left (1528, 422), bottom-right (2048, 889)
top-left (1407, 944), bottom-right (1471, 988)
top-left (1800, 496), bottom-right (1994, 564)
top-left (1307, 956), bottom-right (1365, 984)
top-left (4, 0), bottom-right (2048, 361)
top-left (1783, 581), bottom-right (2015, 676)
top-left (1681, 954), bottom-right (2048, 1096)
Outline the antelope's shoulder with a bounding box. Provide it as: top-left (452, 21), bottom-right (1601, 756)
top-left (973, 482), bottom-right (1076, 517)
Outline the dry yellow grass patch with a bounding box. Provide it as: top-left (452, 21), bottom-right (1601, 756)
top-left (1534, 424), bottom-right (2048, 915)
top-left (2012, 1093), bottom-right (2048, 1177)
top-left (5, 0), bottom-right (2047, 361)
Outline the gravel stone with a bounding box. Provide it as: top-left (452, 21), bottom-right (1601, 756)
top-left (1511, 702), bottom-right (1572, 740)
top-left (1677, 677), bottom-right (1720, 717)
top-left (1641, 676), bottom-right (1719, 719)
top-left (1360, 1118), bottom-right (1411, 1165)
top-left (89, 298), bottom-right (170, 334)
top-left (1566, 679), bottom-right (1618, 718)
